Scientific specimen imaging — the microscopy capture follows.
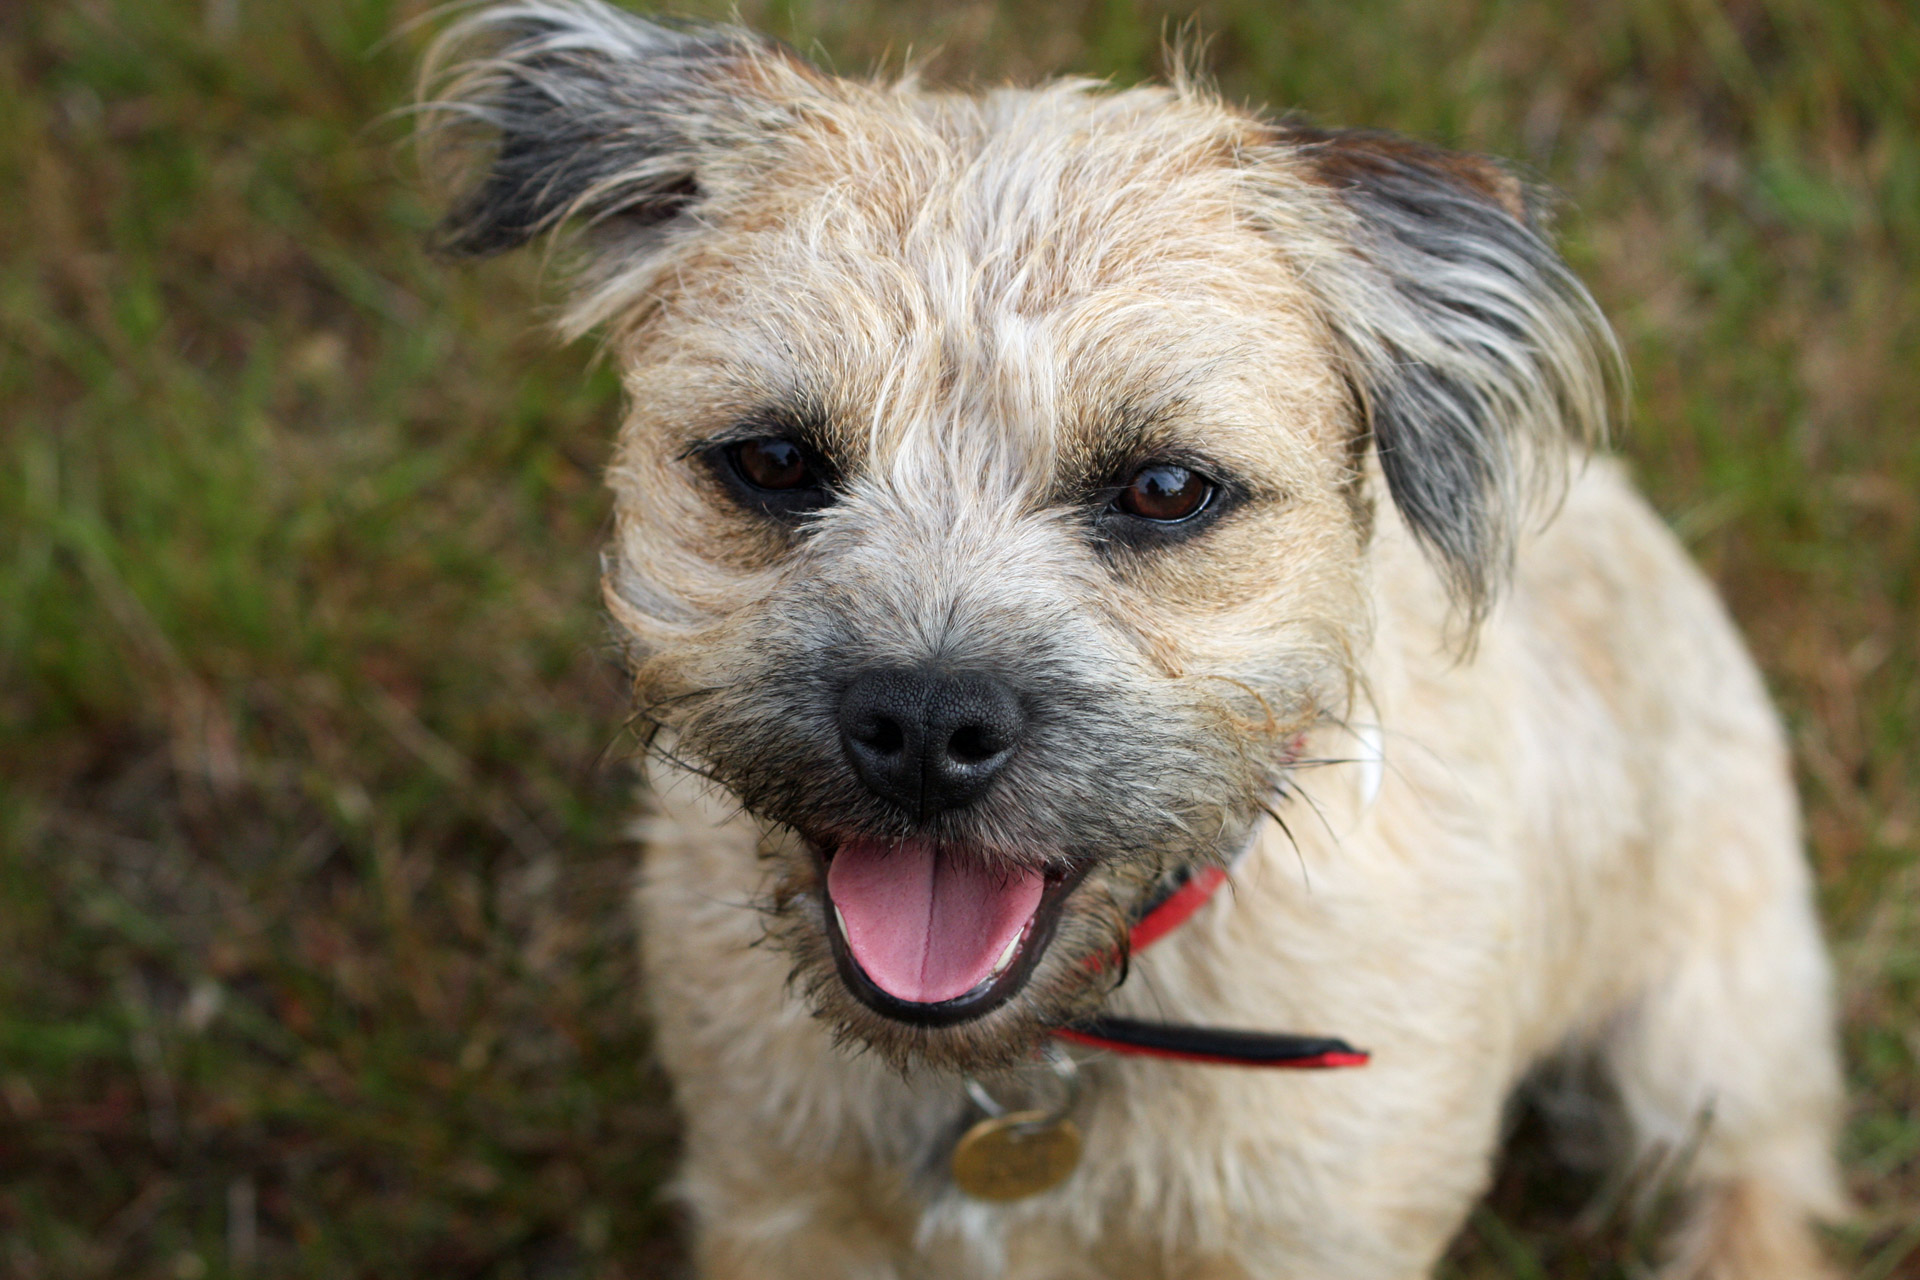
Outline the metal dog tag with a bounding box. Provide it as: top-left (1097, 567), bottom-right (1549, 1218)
top-left (950, 1110), bottom-right (1082, 1201)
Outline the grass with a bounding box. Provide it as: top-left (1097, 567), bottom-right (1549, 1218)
top-left (1, 0), bottom-right (1914, 1275)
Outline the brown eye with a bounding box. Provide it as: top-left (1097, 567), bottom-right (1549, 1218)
top-left (729, 438), bottom-right (813, 491)
top-left (1116, 464), bottom-right (1212, 522)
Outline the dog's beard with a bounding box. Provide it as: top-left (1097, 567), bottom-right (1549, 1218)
top-left (635, 635), bottom-right (1323, 1072)
top-left (695, 763), bottom-right (1273, 1073)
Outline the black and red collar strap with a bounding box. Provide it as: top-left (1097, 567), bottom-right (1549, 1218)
top-left (1055, 1019), bottom-right (1369, 1068)
top-left (1051, 864), bottom-right (1370, 1069)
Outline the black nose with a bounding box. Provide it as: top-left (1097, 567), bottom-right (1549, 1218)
top-left (837, 668), bottom-right (1026, 820)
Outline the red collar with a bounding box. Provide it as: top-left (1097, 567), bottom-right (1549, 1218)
top-left (1050, 864), bottom-right (1370, 1069)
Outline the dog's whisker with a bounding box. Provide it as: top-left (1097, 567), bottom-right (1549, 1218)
top-left (1286, 778), bottom-right (1346, 864)
top-left (1259, 800), bottom-right (1312, 894)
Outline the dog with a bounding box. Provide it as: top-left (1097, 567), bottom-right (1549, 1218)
top-left (419, 4), bottom-right (1846, 1275)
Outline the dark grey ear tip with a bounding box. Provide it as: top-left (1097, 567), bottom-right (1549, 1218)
top-left (1272, 121), bottom-right (1620, 623)
top-left (428, 166), bottom-right (546, 258)
top-left (428, 209), bottom-right (538, 259)
top-left (429, 163), bottom-right (700, 260)
top-left (414, 1), bottom-right (805, 262)
top-left (1273, 119), bottom-right (1540, 227)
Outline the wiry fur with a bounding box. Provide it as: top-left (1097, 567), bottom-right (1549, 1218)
top-left (1259, 123), bottom-right (1625, 618)
top-left (419, 4), bottom-right (1845, 1276)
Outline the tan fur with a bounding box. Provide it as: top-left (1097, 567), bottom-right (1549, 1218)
top-left (422, 6), bottom-right (1845, 1275)
top-left (638, 466), bottom-right (1844, 1278)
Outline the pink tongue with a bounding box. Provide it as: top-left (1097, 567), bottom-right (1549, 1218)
top-left (827, 838), bottom-right (1046, 1004)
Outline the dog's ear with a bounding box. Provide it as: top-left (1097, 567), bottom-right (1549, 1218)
top-left (417, 0), bottom-right (820, 263)
top-left (1269, 124), bottom-right (1623, 622)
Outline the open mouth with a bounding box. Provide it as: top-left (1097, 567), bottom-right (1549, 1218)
top-left (818, 837), bottom-right (1087, 1027)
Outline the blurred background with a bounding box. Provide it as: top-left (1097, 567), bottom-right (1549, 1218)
top-left (2, 0), bottom-right (1915, 1275)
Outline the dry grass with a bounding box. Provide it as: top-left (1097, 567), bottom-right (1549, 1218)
top-left (1, 1), bottom-right (1914, 1276)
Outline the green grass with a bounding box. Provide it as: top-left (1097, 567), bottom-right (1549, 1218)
top-left (2, 0), bottom-right (1915, 1275)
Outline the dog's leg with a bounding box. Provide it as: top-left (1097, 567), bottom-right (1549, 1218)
top-left (1595, 810), bottom-right (1846, 1278)
top-left (1499, 478), bottom-right (1852, 1280)
top-left (689, 1186), bottom-right (908, 1280)
top-left (1657, 1180), bottom-right (1841, 1280)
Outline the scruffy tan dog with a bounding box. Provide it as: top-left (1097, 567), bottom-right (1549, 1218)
top-left (422, 4), bottom-right (1845, 1275)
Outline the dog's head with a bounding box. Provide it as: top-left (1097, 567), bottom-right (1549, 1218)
top-left (420, 1), bottom-right (1619, 1071)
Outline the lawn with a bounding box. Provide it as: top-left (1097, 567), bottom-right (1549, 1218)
top-left (1, 0), bottom-right (1914, 1275)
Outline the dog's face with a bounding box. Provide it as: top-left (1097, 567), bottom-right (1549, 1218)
top-left (423, 1), bottom-right (1617, 1071)
top-left (596, 119), bottom-right (1368, 1067)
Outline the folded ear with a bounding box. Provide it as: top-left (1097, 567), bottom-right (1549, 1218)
top-left (1269, 124), bottom-right (1624, 622)
top-left (417, 0), bottom-right (820, 262)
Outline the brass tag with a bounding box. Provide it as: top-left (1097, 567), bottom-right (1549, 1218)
top-left (950, 1110), bottom-right (1082, 1202)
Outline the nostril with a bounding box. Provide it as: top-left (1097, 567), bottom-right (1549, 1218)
top-left (945, 723), bottom-right (1002, 765)
top-left (857, 716), bottom-right (906, 756)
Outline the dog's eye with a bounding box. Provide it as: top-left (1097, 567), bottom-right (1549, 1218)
top-left (729, 439), bottom-right (816, 491)
top-left (706, 436), bottom-right (837, 520)
top-left (1115, 464), bottom-right (1213, 522)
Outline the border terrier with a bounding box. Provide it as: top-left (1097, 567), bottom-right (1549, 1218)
top-left (420, 4), bottom-right (1845, 1275)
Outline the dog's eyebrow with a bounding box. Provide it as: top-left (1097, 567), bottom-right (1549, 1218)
top-left (679, 395), bottom-right (841, 463)
top-left (1051, 398), bottom-right (1188, 500)
top-left (1050, 399), bottom-right (1270, 509)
